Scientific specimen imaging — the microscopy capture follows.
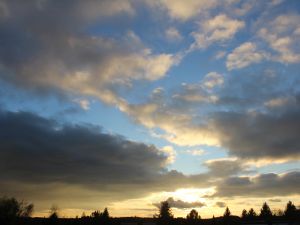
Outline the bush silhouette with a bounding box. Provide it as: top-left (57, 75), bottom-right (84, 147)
top-left (0, 197), bottom-right (33, 219)
top-left (187, 209), bottom-right (201, 220)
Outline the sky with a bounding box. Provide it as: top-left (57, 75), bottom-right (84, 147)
top-left (0, 0), bottom-right (300, 219)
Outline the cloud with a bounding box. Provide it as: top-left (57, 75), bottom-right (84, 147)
top-left (191, 14), bottom-right (245, 50)
top-left (212, 105), bottom-right (300, 160)
top-left (215, 51), bottom-right (226, 59)
top-left (165, 27), bottom-right (182, 41)
top-left (214, 171), bottom-right (300, 197)
top-left (0, 110), bottom-right (170, 186)
top-left (122, 101), bottom-right (220, 147)
top-left (233, 1), bottom-right (255, 16)
top-left (226, 42), bottom-right (268, 70)
top-left (215, 201), bottom-right (226, 208)
top-left (147, 0), bottom-right (218, 21)
top-left (154, 197), bottom-right (205, 209)
top-left (73, 98), bottom-right (90, 111)
top-left (186, 149), bottom-right (205, 156)
top-left (269, 199), bottom-right (282, 202)
top-left (0, 110), bottom-right (299, 211)
top-left (264, 96), bottom-right (296, 108)
top-left (0, 1), bottom-right (176, 109)
top-left (258, 14), bottom-right (300, 63)
top-left (0, 110), bottom-right (213, 211)
top-left (0, 111), bottom-right (178, 197)
top-left (202, 72), bottom-right (224, 89)
top-left (205, 158), bottom-right (252, 177)
top-left (161, 146), bottom-right (177, 164)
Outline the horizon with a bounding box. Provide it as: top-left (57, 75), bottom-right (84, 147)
top-left (0, 0), bottom-right (300, 219)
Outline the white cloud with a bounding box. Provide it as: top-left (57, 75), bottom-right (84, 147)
top-left (234, 1), bottom-right (255, 16)
top-left (73, 98), bottom-right (90, 111)
top-left (258, 14), bottom-right (300, 64)
top-left (161, 146), bottom-right (177, 164)
top-left (264, 96), bottom-right (296, 108)
top-left (202, 72), bottom-right (224, 89)
top-left (165, 27), bottom-right (182, 41)
top-left (226, 42), bottom-right (268, 70)
top-left (186, 149), bottom-right (205, 156)
top-left (148, 0), bottom-right (218, 21)
top-left (120, 101), bottom-right (220, 147)
top-left (215, 51), bottom-right (226, 59)
top-left (191, 14), bottom-right (245, 50)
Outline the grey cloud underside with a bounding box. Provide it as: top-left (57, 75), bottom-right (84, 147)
top-left (205, 159), bottom-right (253, 177)
top-left (0, 110), bottom-right (210, 202)
top-left (0, 110), bottom-right (299, 207)
top-left (153, 197), bottom-right (205, 209)
top-left (213, 105), bottom-right (300, 159)
top-left (215, 202), bottom-right (226, 208)
top-left (0, 110), bottom-right (167, 186)
top-left (214, 171), bottom-right (300, 197)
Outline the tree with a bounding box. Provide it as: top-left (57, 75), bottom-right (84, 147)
top-left (91, 208), bottom-right (110, 224)
top-left (158, 201), bottom-right (173, 225)
top-left (273, 209), bottom-right (284, 216)
top-left (223, 207), bottom-right (231, 217)
top-left (241, 209), bottom-right (247, 219)
top-left (260, 202), bottom-right (272, 219)
top-left (247, 208), bottom-right (256, 218)
top-left (91, 210), bottom-right (101, 218)
top-left (284, 201), bottom-right (297, 218)
top-left (0, 197), bottom-right (33, 219)
top-left (102, 207), bottom-right (109, 220)
top-left (187, 209), bottom-right (201, 220)
top-left (223, 207), bottom-right (231, 225)
top-left (159, 201), bottom-right (173, 219)
top-left (49, 205), bottom-right (59, 220)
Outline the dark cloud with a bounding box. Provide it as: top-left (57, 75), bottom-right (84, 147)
top-left (213, 104), bottom-right (300, 159)
top-left (153, 197), bottom-right (205, 209)
top-left (0, 109), bottom-right (299, 211)
top-left (0, 110), bottom-right (168, 187)
top-left (215, 202), bottom-right (226, 208)
top-left (0, 0), bottom-right (173, 106)
top-left (213, 171), bottom-right (300, 197)
top-left (269, 199), bottom-right (281, 202)
top-left (0, 110), bottom-right (210, 209)
top-left (205, 159), bottom-right (253, 177)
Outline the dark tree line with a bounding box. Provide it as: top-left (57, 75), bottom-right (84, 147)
top-left (240, 201), bottom-right (299, 220)
top-left (1, 196), bottom-right (300, 225)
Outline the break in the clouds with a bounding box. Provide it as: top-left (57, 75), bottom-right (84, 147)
top-left (0, 0), bottom-right (299, 217)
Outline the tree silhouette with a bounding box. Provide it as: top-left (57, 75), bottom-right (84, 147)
top-left (284, 201), bottom-right (297, 219)
top-left (187, 209), bottom-right (201, 220)
top-left (241, 209), bottom-right (247, 219)
top-left (0, 197), bottom-right (33, 219)
top-left (102, 207), bottom-right (109, 219)
top-left (223, 207), bottom-right (231, 217)
top-left (260, 202), bottom-right (272, 218)
top-left (248, 208), bottom-right (256, 218)
top-left (158, 201), bottom-right (173, 225)
top-left (159, 201), bottom-right (173, 219)
top-left (91, 210), bottom-right (101, 218)
top-left (49, 205), bottom-right (59, 220)
top-left (223, 207), bottom-right (231, 225)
